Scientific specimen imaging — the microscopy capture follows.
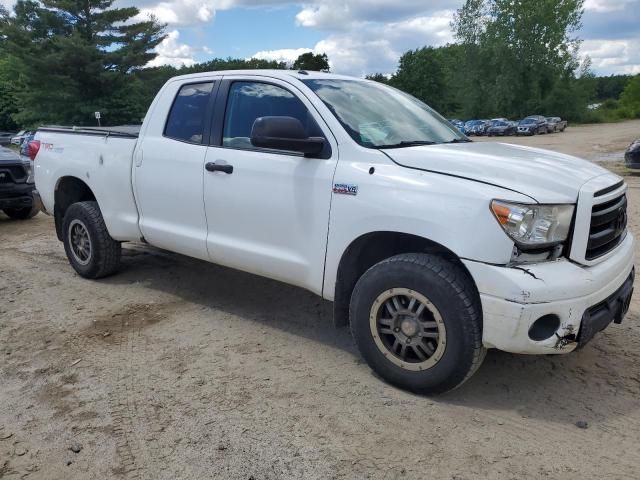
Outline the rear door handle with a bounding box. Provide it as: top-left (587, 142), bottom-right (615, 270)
top-left (205, 162), bottom-right (233, 174)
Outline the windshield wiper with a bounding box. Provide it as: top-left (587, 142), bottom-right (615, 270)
top-left (444, 138), bottom-right (472, 143)
top-left (377, 140), bottom-right (437, 149)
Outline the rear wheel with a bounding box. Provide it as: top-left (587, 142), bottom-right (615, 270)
top-left (62, 201), bottom-right (121, 279)
top-left (3, 205), bottom-right (39, 220)
top-left (350, 253), bottom-right (486, 394)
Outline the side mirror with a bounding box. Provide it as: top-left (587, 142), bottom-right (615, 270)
top-left (250, 116), bottom-right (325, 156)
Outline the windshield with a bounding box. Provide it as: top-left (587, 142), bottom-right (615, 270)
top-left (493, 121), bottom-right (507, 127)
top-left (521, 118), bottom-right (536, 124)
top-left (302, 79), bottom-right (466, 148)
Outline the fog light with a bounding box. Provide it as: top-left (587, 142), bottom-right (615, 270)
top-left (528, 314), bottom-right (561, 341)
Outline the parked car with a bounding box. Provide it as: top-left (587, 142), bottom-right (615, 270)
top-left (625, 140), bottom-right (640, 169)
top-left (545, 117), bottom-right (567, 133)
top-left (0, 132), bottom-right (15, 146)
top-left (517, 116), bottom-right (547, 135)
top-left (11, 130), bottom-right (33, 145)
top-left (34, 70), bottom-right (634, 394)
top-left (465, 119), bottom-right (491, 136)
top-left (487, 120), bottom-right (516, 136)
top-left (448, 119), bottom-right (466, 135)
top-left (0, 145), bottom-right (40, 219)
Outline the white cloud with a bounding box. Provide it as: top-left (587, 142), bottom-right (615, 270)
top-left (2, 0), bottom-right (639, 76)
top-left (252, 47), bottom-right (313, 65)
top-left (135, 0), bottom-right (216, 26)
top-left (147, 30), bottom-right (197, 67)
top-left (252, 10), bottom-right (454, 76)
top-left (295, 0), bottom-right (456, 29)
top-left (581, 39), bottom-right (640, 75)
top-left (584, 0), bottom-right (636, 13)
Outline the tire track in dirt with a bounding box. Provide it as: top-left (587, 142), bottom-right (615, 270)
top-left (84, 302), bottom-right (181, 478)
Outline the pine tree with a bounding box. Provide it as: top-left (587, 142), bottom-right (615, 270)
top-left (0, 0), bottom-right (165, 127)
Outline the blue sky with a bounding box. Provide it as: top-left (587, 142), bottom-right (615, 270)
top-left (2, 0), bottom-right (638, 76)
top-left (189, 6), bottom-right (327, 58)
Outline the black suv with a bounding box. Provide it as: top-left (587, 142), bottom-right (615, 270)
top-left (0, 147), bottom-right (39, 219)
top-left (516, 115), bottom-right (547, 136)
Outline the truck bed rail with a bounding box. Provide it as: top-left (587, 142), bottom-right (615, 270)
top-left (38, 125), bottom-right (140, 139)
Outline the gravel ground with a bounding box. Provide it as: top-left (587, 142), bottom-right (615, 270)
top-left (1, 121), bottom-right (640, 479)
top-left (474, 119), bottom-right (640, 163)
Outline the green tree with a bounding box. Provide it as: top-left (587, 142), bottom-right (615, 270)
top-left (619, 74), bottom-right (640, 117)
top-left (451, 0), bottom-right (587, 120)
top-left (389, 47), bottom-right (451, 114)
top-left (365, 73), bottom-right (390, 84)
top-left (0, 7), bottom-right (19, 131)
top-left (292, 52), bottom-right (330, 72)
top-left (381, 44), bottom-right (464, 117)
top-left (0, 58), bottom-right (20, 131)
top-left (595, 74), bottom-right (632, 101)
top-left (0, 0), bottom-right (165, 127)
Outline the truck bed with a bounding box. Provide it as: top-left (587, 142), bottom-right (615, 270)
top-left (35, 126), bottom-right (142, 241)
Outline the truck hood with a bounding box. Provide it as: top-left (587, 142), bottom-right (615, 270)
top-left (0, 146), bottom-right (22, 164)
top-left (384, 141), bottom-right (612, 203)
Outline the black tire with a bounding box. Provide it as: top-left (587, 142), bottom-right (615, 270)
top-left (350, 253), bottom-right (486, 394)
top-left (3, 205), bottom-right (39, 220)
top-left (62, 201), bottom-right (121, 279)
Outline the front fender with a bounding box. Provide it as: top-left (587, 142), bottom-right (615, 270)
top-left (322, 162), bottom-right (531, 300)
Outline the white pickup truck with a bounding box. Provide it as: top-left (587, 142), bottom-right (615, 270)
top-left (34, 70), bottom-right (634, 393)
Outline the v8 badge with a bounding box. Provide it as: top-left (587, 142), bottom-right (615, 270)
top-left (333, 183), bottom-right (358, 196)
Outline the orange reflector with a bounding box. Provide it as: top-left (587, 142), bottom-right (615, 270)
top-left (491, 203), bottom-right (511, 225)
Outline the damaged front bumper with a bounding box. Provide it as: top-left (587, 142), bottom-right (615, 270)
top-left (462, 233), bottom-right (635, 354)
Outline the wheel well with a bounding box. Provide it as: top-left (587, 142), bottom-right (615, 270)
top-left (333, 231), bottom-right (474, 327)
top-left (54, 176), bottom-right (96, 240)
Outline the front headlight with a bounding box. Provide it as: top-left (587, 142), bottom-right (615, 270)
top-left (491, 200), bottom-right (574, 247)
top-left (22, 161), bottom-right (34, 184)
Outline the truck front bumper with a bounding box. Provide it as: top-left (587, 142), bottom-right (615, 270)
top-left (0, 183), bottom-right (36, 210)
top-left (462, 233), bottom-right (635, 354)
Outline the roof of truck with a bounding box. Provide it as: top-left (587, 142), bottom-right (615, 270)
top-left (168, 69), bottom-right (364, 83)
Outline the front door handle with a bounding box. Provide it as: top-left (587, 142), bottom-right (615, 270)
top-left (205, 162), bottom-right (233, 174)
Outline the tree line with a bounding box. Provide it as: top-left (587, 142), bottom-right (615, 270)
top-left (368, 0), bottom-right (639, 123)
top-left (0, 0), bottom-right (638, 130)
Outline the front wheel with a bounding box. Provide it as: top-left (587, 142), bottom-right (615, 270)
top-left (350, 253), bottom-right (486, 394)
top-left (62, 201), bottom-right (121, 279)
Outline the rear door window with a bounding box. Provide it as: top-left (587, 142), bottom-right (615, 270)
top-left (164, 82), bottom-right (214, 144)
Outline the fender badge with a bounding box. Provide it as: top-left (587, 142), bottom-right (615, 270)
top-left (333, 183), bottom-right (358, 196)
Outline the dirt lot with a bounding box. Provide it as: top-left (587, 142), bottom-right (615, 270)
top-left (473, 118), bottom-right (639, 162)
top-left (1, 120), bottom-right (640, 479)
